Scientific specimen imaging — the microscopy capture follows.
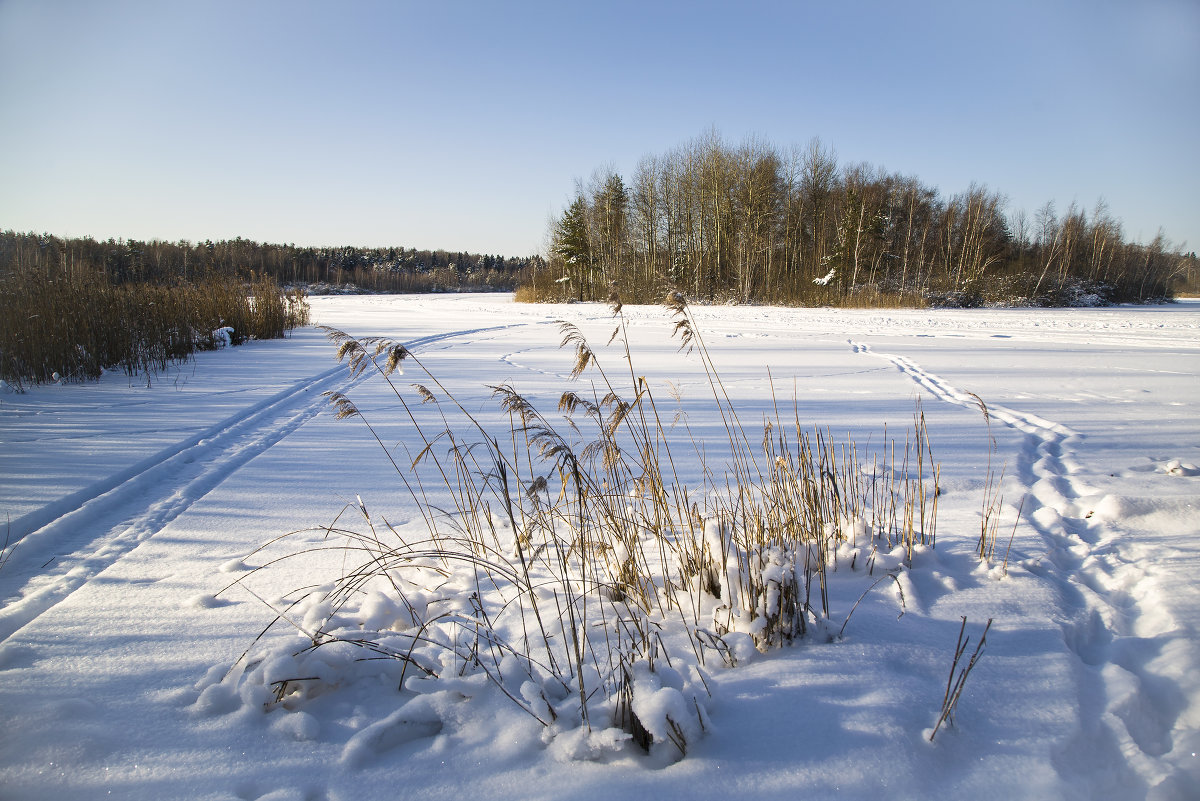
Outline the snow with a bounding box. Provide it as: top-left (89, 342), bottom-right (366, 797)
top-left (2, 294), bottom-right (1199, 800)
top-left (212, 326), bottom-right (235, 348)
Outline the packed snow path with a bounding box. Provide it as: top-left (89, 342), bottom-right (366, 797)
top-left (0, 322), bottom-right (527, 640)
top-left (1, 295), bottom-right (1197, 800)
top-left (0, 363), bottom-right (358, 641)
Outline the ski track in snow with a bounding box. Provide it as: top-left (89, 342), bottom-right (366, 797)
top-left (0, 324), bottom-right (526, 644)
top-left (849, 338), bottom-right (1194, 798)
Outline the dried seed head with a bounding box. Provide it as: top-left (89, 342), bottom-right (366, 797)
top-left (608, 288), bottom-right (623, 315)
top-left (384, 344), bottom-right (409, 375)
top-left (526, 476), bottom-right (548, 498)
top-left (580, 439), bottom-right (604, 465)
top-left (335, 340), bottom-right (359, 363)
top-left (672, 318), bottom-right (695, 352)
top-left (663, 291), bottom-right (697, 351)
top-left (599, 391), bottom-right (621, 409)
top-left (323, 390), bottom-right (360, 419)
top-left (604, 400), bottom-right (631, 437)
top-left (602, 442), bottom-right (621, 470)
top-left (559, 390), bottom-right (597, 417)
top-left (966, 391), bottom-right (990, 423)
top-left (557, 320), bottom-right (596, 379)
top-left (491, 384), bottom-right (536, 423)
top-left (571, 348), bottom-right (592, 379)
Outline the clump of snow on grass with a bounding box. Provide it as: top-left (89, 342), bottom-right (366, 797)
top-left (628, 661), bottom-right (708, 758)
top-left (1090, 494), bottom-right (1130, 521)
top-left (1162, 458), bottom-right (1199, 477)
top-left (340, 699), bottom-right (442, 767)
top-left (212, 326), bottom-right (235, 348)
top-left (185, 593), bottom-right (229, 609)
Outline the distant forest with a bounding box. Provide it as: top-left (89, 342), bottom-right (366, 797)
top-left (522, 131), bottom-right (1196, 307)
top-left (0, 231), bottom-right (543, 294)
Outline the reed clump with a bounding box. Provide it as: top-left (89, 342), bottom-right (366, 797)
top-left (226, 291), bottom-right (939, 759)
top-left (0, 267), bottom-right (308, 388)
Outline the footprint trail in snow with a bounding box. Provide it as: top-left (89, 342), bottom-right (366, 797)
top-left (850, 338), bottom-right (1199, 800)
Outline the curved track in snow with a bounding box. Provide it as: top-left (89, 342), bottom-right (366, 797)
top-left (0, 324), bottom-right (526, 643)
top-left (850, 338), bottom-right (1197, 799)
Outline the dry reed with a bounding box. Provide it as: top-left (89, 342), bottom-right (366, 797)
top-left (0, 268), bottom-right (308, 387)
top-left (229, 291), bottom-right (945, 757)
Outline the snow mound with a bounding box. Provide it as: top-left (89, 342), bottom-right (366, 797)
top-left (1162, 458), bottom-right (1199, 477)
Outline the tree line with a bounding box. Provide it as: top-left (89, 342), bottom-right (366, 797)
top-left (0, 231), bottom-right (544, 294)
top-left (523, 131), bottom-right (1193, 306)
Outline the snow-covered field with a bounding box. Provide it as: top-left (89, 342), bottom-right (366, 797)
top-left (1, 294), bottom-right (1198, 801)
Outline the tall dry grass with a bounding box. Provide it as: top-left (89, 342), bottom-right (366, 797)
top-left (229, 291), bottom-right (945, 756)
top-left (0, 269), bottom-right (308, 388)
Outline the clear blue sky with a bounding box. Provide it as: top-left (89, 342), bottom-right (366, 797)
top-left (2, 0), bottom-right (1197, 257)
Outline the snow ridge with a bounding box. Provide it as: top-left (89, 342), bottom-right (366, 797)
top-left (850, 338), bottom-right (1198, 799)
